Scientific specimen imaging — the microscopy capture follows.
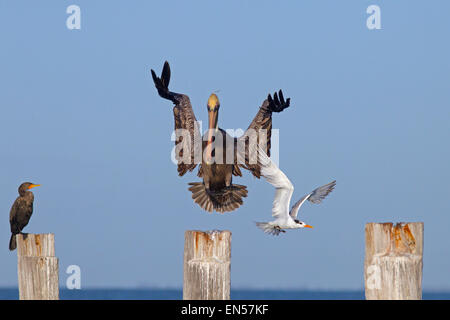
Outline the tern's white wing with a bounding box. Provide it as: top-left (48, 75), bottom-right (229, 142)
top-left (289, 193), bottom-right (311, 219)
top-left (257, 146), bottom-right (294, 219)
top-left (308, 180), bottom-right (336, 204)
top-left (289, 180), bottom-right (336, 219)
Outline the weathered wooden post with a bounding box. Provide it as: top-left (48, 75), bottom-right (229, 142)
top-left (17, 233), bottom-right (59, 300)
top-left (183, 230), bottom-right (231, 300)
top-left (364, 222), bottom-right (423, 300)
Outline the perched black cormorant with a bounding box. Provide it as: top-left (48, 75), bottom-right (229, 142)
top-left (9, 182), bottom-right (40, 251)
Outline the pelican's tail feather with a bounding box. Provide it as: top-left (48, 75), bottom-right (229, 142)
top-left (255, 222), bottom-right (284, 236)
top-left (188, 182), bottom-right (248, 214)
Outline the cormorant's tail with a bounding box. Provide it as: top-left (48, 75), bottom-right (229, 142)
top-left (188, 182), bottom-right (248, 213)
top-left (9, 234), bottom-right (16, 251)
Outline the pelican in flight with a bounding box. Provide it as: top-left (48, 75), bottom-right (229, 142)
top-left (255, 147), bottom-right (336, 235)
top-left (151, 61), bottom-right (291, 213)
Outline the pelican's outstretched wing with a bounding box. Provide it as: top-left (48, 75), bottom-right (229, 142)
top-left (257, 146), bottom-right (293, 219)
top-left (235, 90), bottom-right (290, 178)
top-left (151, 61), bottom-right (201, 176)
top-left (289, 180), bottom-right (336, 219)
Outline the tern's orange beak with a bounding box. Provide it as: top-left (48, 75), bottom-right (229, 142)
top-left (28, 184), bottom-right (40, 189)
top-left (304, 224), bottom-right (313, 229)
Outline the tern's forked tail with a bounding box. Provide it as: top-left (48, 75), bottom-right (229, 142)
top-left (255, 222), bottom-right (284, 236)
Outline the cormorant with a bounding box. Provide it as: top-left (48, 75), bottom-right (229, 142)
top-left (9, 182), bottom-right (40, 251)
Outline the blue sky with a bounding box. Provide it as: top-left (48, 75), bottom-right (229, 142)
top-left (1, 1), bottom-right (449, 290)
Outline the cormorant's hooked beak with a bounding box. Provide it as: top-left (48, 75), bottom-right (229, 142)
top-left (206, 94), bottom-right (219, 165)
top-left (28, 184), bottom-right (40, 189)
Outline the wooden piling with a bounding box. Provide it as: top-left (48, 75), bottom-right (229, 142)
top-left (17, 233), bottom-right (59, 300)
top-left (364, 222), bottom-right (423, 300)
top-left (183, 230), bottom-right (231, 300)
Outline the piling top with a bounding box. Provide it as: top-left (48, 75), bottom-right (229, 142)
top-left (184, 230), bottom-right (231, 262)
top-left (365, 222), bottom-right (423, 256)
top-left (17, 233), bottom-right (55, 257)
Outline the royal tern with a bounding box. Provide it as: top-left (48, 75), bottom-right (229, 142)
top-left (255, 147), bottom-right (336, 236)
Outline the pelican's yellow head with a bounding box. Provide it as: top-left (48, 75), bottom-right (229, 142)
top-left (207, 93), bottom-right (220, 129)
top-left (207, 93), bottom-right (220, 111)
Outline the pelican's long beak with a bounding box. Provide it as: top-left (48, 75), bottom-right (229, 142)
top-left (28, 184), bottom-right (41, 189)
top-left (206, 94), bottom-right (219, 164)
top-left (304, 224), bottom-right (313, 229)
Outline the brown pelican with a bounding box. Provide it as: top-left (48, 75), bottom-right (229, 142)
top-left (151, 61), bottom-right (291, 213)
top-left (9, 182), bottom-right (40, 251)
top-left (255, 146), bottom-right (336, 235)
